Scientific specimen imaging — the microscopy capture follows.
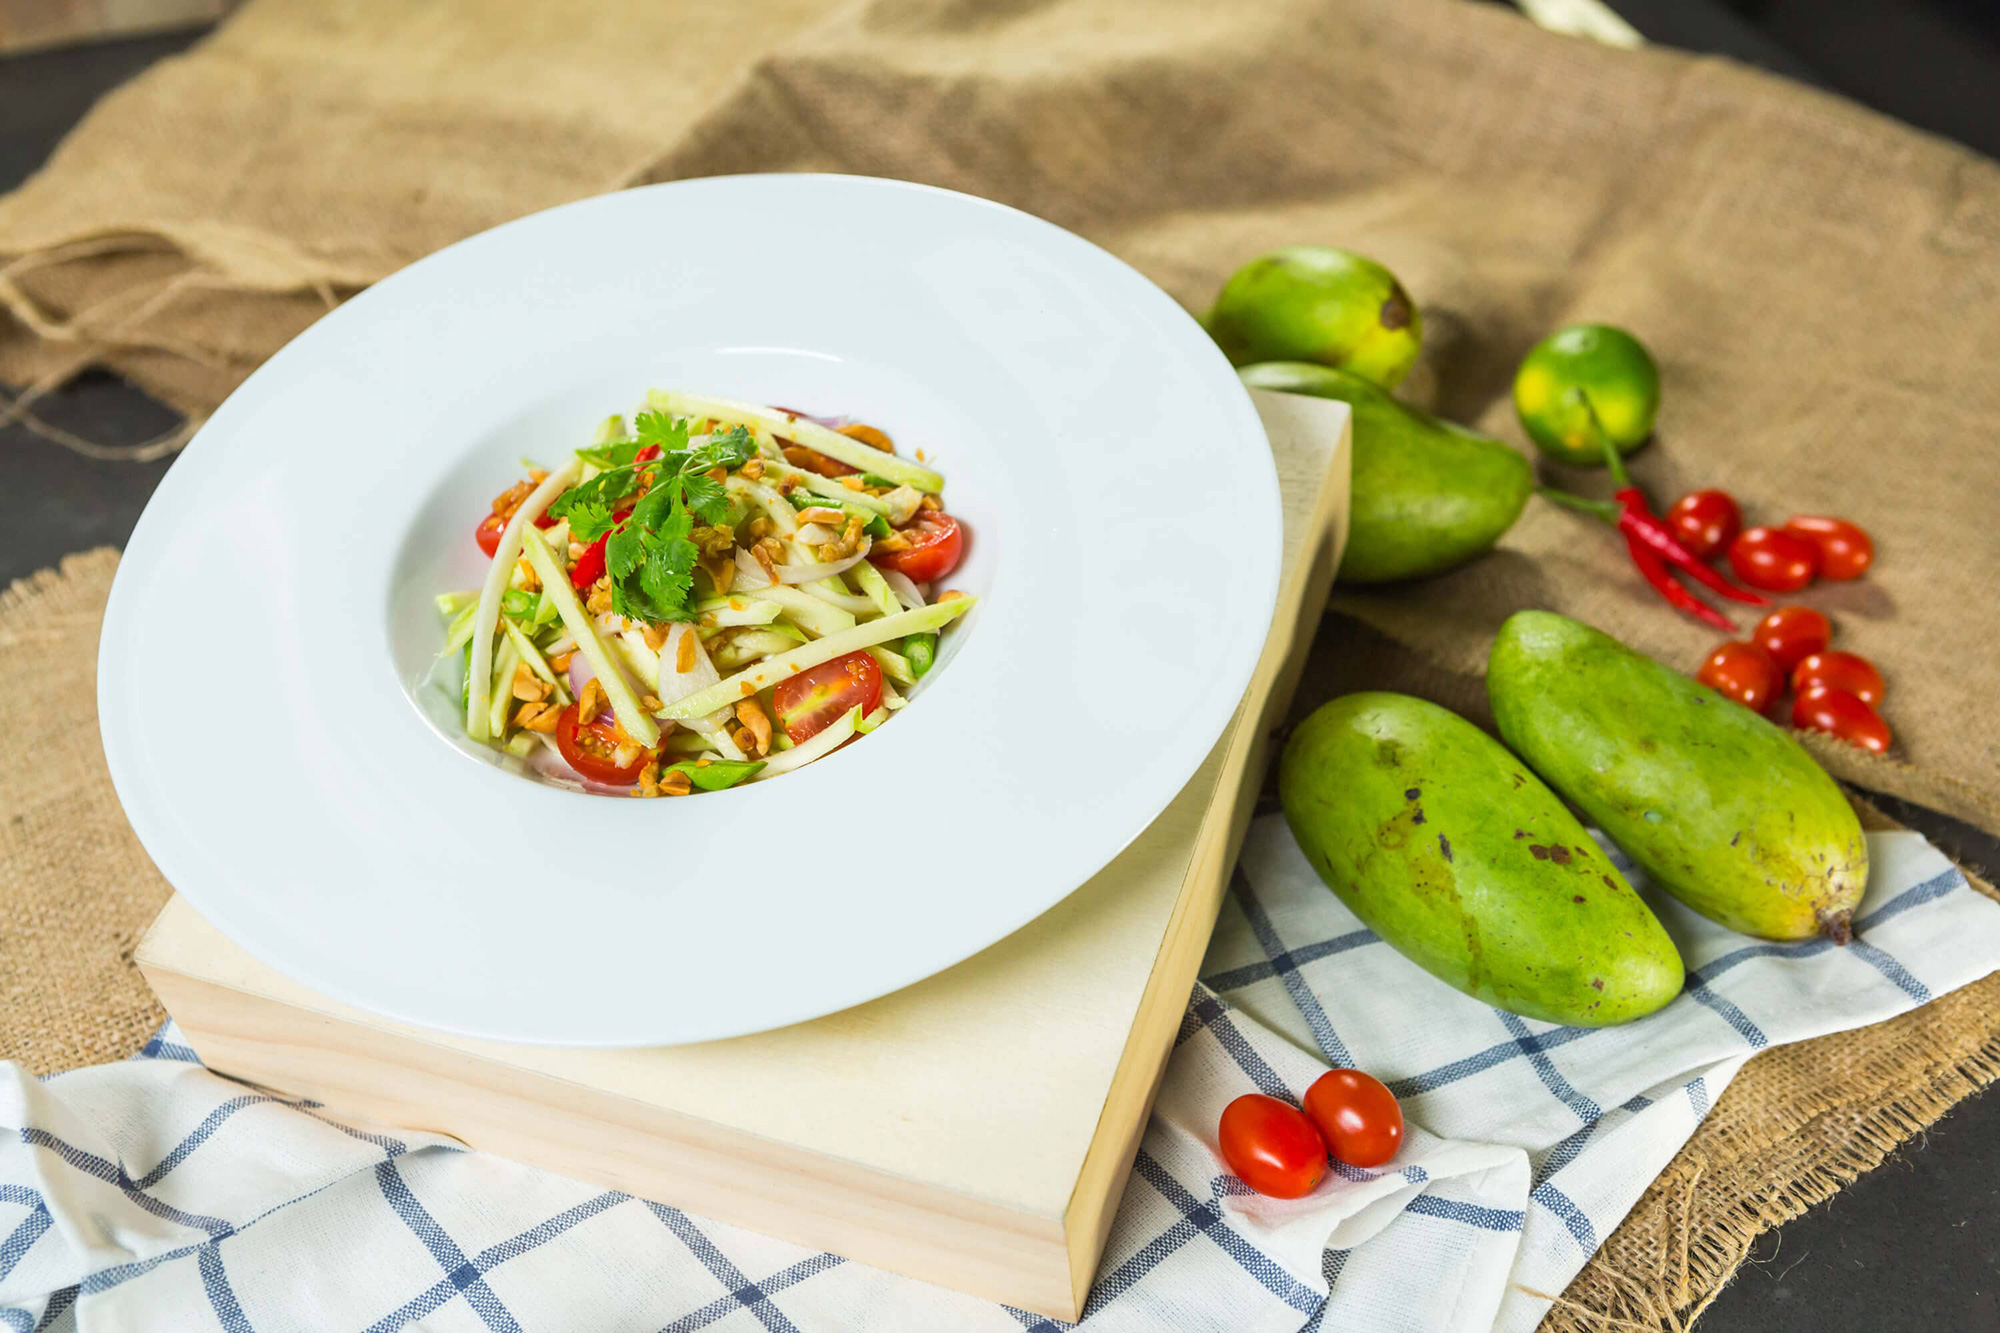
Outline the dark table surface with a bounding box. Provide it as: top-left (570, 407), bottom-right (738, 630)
top-left (5, 10), bottom-right (1996, 1330)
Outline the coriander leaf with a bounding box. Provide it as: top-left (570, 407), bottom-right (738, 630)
top-left (633, 410), bottom-right (691, 457)
top-left (609, 578), bottom-right (661, 625)
top-left (546, 467), bottom-right (641, 539)
top-left (629, 481), bottom-right (680, 535)
top-left (565, 508), bottom-right (618, 543)
top-left (605, 522), bottom-right (647, 581)
top-left (638, 531), bottom-right (699, 619)
top-left (686, 424), bottom-right (755, 474)
top-left (680, 472), bottom-right (731, 525)
top-left (575, 438), bottom-right (644, 469)
top-left (653, 486), bottom-right (695, 550)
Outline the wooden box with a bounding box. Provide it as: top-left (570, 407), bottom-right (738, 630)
top-left (135, 391), bottom-right (1350, 1321)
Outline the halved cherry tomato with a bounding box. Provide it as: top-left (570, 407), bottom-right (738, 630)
top-left (1792, 686), bottom-right (1891, 754)
top-left (475, 502), bottom-right (558, 558)
top-left (772, 650), bottom-right (882, 745)
top-left (1303, 1070), bottom-right (1404, 1168)
top-left (1696, 641), bottom-right (1781, 712)
top-left (1791, 651), bottom-right (1885, 707)
top-left (475, 511), bottom-right (507, 557)
top-left (1782, 515), bottom-right (1874, 581)
top-left (871, 512), bottom-right (964, 584)
top-left (555, 702), bottom-right (654, 784)
top-left (1728, 527), bottom-right (1820, 593)
top-left (1665, 490), bottom-right (1742, 560)
top-left (568, 507), bottom-right (633, 591)
top-left (1750, 606), bottom-right (1831, 673)
top-left (1218, 1094), bottom-right (1327, 1199)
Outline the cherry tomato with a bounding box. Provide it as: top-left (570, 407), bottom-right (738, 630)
top-left (1750, 606), bottom-right (1831, 673)
top-left (1791, 651), bottom-right (1885, 708)
top-left (1217, 1094), bottom-right (1327, 1199)
top-left (1695, 642), bottom-right (1781, 712)
top-left (555, 703), bottom-right (654, 784)
top-left (1665, 490), bottom-right (1742, 560)
top-left (1792, 686), bottom-right (1891, 755)
top-left (1727, 527), bottom-right (1820, 593)
top-left (476, 502), bottom-right (559, 558)
top-left (1782, 515), bottom-right (1874, 581)
top-left (634, 444), bottom-right (663, 463)
top-left (1303, 1070), bottom-right (1404, 1168)
top-left (772, 650), bottom-right (883, 745)
top-left (871, 512), bottom-right (965, 584)
top-left (475, 512), bottom-right (507, 557)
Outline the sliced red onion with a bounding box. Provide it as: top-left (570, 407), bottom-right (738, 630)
top-left (567, 653), bottom-right (597, 699)
top-left (776, 545), bottom-right (870, 583)
top-left (733, 545), bottom-right (871, 586)
top-left (881, 568), bottom-right (927, 610)
top-left (770, 405), bottom-right (854, 430)
top-left (734, 549), bottom-right (775, 589)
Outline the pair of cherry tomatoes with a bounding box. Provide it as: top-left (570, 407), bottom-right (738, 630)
top-left (1695, 607), bottom-right (1890, 754)
top-left (1664, 492), bottom-right (1873, 592)
top-left (1216, 1070), bottom-right (1404, 1199)
top-left (1727, 516), bottom-right (1871, 593)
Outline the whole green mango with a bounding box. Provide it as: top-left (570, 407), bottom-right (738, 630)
top-left (1207, 246), bottom-right (1422, 388)
top-left (1280, 692), bottom-right (1684, 1027)
top-left (1242, 361), bottom-right (1532, 584)
top-left (1488, 611), bottom-right (1868, 942)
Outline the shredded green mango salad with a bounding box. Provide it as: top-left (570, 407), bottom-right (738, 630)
top-left (438, 392), bottom-right (974, 797)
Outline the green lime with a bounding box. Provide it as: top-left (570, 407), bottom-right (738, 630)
top-left (1512, 324), bottom-right (1660, 466)
top-left (1206, 246), bottom-right (1422, 389)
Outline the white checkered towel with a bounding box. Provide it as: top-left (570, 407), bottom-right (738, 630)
top-left (3, 823), bottom-right (1995, 1332)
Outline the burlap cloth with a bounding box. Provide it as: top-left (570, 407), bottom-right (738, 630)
top-left (4, 0), bottom-right (1998, 1327)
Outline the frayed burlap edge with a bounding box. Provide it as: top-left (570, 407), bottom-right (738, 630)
top-left (0, 549), bottom-right (174, 1076)
top-left (0, 224), bottom-right (356, 459)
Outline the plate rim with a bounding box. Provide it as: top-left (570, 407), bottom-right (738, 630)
top-left (98, 173), bottom-right (1282, 1046)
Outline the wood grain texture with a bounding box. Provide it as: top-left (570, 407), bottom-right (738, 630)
top-left (136, 392), bottom-right (1350, 1320)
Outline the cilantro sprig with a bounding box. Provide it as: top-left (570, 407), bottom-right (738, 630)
top-left (547, 413), bottom-right (756, 624)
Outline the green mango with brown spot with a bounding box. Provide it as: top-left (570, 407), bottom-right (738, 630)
top-left (1207, 247), bottom-right (1423, 388)
top-left (1279, 691), bottom-right (1685, 1026)
top-left (1488, 611), bottom-right (1868, 943)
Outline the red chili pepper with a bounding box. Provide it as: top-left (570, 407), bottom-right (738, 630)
top-left (1539, 424), bottom-right (1764, 629)
top-left (1622, 531), bottom-right (1735, 632)
top-left (1613, 487), bottom-right (1768, 606)
top-left (568, 506), bottom-right (632, 591)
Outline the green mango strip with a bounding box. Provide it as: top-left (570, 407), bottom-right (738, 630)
top-left (663, 759), bottom-right (764, 792)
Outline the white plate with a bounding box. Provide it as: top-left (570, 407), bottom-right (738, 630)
top-left (99, 175), bottom-right (1280, 1046)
